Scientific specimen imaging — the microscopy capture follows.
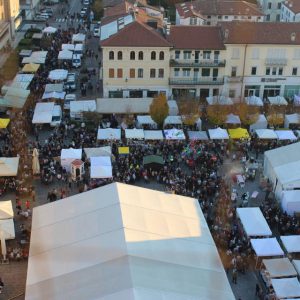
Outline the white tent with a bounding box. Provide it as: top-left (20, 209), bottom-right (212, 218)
top-left (70, 100), bottom-right (96, 119)
top-left (0, 201), bottom-right (14, 219)
top-left (164, 115), bottom-right (182, 126)
top-left (245, 96), bottom-right (263, 106)
top-left (48, 69), bottom-right (68, 81)
top-left (256, 129), bottom-right (277, 139)
top-left (164, 128), bottom-right (185, 140)
top-left (0, 157), bottom-right (19, 176)
top-left (61, 44), bottom-right (75, 51)
top-left (281, 190), bottom-right (300, 216)
top-left (0, 219), bottom-right (15, 239)
top-left (42, 26), bottom-right (57, 34)
top-left (285, 114), bottom-right (300, 129)
top-left (0, 86), bottom-right (30, 108)
top-left (6, 73), bottom-right (34, 90)
top-left (42, 91), bottom-right (66, 100)
top-left (84, 147), bottom-right (111, 159)
top-left (275, 130), bottom-right (297, 140)
top-left (125, 129), bottom-right (144, 139)
top-left (206, 96), bottom-right (233, 105)
top-left (136, 115), bottom-right (156, 128)
top-left (263, 258), bottom-right (297, 278)
top-left (268, 96), bottom-right (288, 106)
top-left (250, 114), bottom-right (268, 132)
top-left (281, 236), bottom-right (300, 253)
top-left (168, 100), bottom-right (179, 115)
top-left (271, 278), bottom-right (300, 299)
top-left (72, 33), bottom-right (86, 43)
top-left (32, 102), bottom-right (55, 124)
top-left (188, 131), bottom-right (209, 140)
top-left (144, 130), bottom-right (164, 140)
top-left (58, 50), bottom-right (73, 60)
top-left (236, 207), bottom-right (272, 237)
top-left (293, 260), bottom-right (300, 275)
top-left (90, 156), bottom-right (112, 178)
top-left (22, 51), bottom-right (48, 64)
top-left (226, 114), bottom-right (241, 124)
top-left (60, 149), bottom-right (82, 172)
top-left (25, 183), bottom-right (235, 300)
top-left (250, 238), bottom-right (284, 257)
top-left (97, 128), bottom-right (121, 140)
top-left (45, 83), bottom-right (64, 93)
top-left (208, 128), bottom-right (229, 140)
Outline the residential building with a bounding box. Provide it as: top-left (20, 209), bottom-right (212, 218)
top-left (175, 0), bottom-right (264, 26)
top-left (100, 21), bottom-right (171, 98)
top-left (258, 0), bottom-right (283, 21)
top-left (281, 0), bottom-right (300, 22)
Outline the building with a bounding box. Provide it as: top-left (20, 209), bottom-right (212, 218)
top-left (101, 21), bottom-right (172, 98)
top-left (175, 0), bottom-right (264, 26)
top-left (281, 0), bottom-right (300, 22)
top-left (20, 0), bottom-right (40, 20)
top-left (25, 182), bottom-right (235, 299)
top-left (258, 0), bottom-right (283, 21)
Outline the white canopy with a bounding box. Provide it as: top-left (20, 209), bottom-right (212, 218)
top-left (281, 236), bottom-right (300, 253)
top-left (144, 130), bottom-right (164, 140)
top-left (125, 129), bottom-right (144, 139)
top-left (237, 207), bottom-right (272, 237)
top-left (164, 128), bottom-right (185, 140)
top-left (250, 238), bottom-right (284, 257)
top-left (58, 50), bottom-right (73, 60)
top-left (0, 157), bottom-right (19, 176)
top-left (48, 69), bottom-right (68, 81)
top-left (208, 128), bottom-right (229, 140)
top-left (0, 218), bottom-right (15, 239)
top-left (72, 33), bottom-right (86, 43)
top-left (0, 201), bottom-right (14, 219)
top-left (226, 113), bottom-right (241, 124)
top-left (250, 114), bottom-right (268, 132)
top-left (7, 73), bottom-right (34, 90)
top-left (90, 156), bottom-right (112, 178)
top-left (97, 128), bottom-right (121, 140)
top-left (256, 129), bottom-right (277, 139)
top-left (293, 260), bottom-right (300, 276)
top-left (164, 115), bottom-right (182, 126)
top-left (206, 96), bottom-right (233, 105)
top-left (263, 258), bottom-right (297, 278)
top-left (168, 100), bottom-right (179, 115)
top-left (268, 96), bottom-right (288, 106)
top-left (70, 100), bottom-right (96, 119)
top-left (285, 114), bottom-right (300, 128)
top-left (25, 183), bottom-right (235, 300)
top-left (281, 190), bottom-right (300, 216)
top-left (188, 131), bottom-right (209, 140)
top-left (61, 44), bottom-right (75, 51)
top-left (45, 83), bottom-right (64, 93)
top-left (42, 91), bottom-right (66, 100)
top-left (84, 147), bottom-right (111, 159)
top-left (42, 26), bottom-right (57, 34)
top-left (271, 278), bottom-right (300, 299)
top-left (0, 86), bottom-right (30, 108)
top-left (32, 102), bottom-right (55, 124)
top-left (245, 96), bottom-right (263, 106)
top-left (136, 115), bottom-right (156, 127)
top-left (275, 130), bottom-right (297, 140)
top-left (22, 51), bottom-right (48, 64)
top-left (60, 149), bottom-right (82, 172)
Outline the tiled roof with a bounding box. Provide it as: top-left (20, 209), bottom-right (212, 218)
top-left (103, 2), bottom-right (127, 17)
top-left (167, 26), bottom-right (225, 49)
top-left (221, 22), bottom-right (300, 44)
top-left (283, 0), bottom-right (300, 14)
top-left (100, 21), bottom-right (172, 47)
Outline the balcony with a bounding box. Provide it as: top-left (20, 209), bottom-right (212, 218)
top-left (169, 77), bottom-right (224, 85)
top-left (265, 58), bottom-right (287, 66)
top-left (170, 59), bottom-right (226, 67)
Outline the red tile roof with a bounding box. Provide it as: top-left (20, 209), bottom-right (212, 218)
top-left (221, 22), bottom-right (300, 44)
top-left (283, 0), bottom-right (300, 14)
top-left (167, 26), bottom-right (225, 49)
top-left (100, 21), bottom-right (172, 47)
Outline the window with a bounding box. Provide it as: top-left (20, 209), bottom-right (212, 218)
top-left (251, 67), bottom-right (257, 75)
top-left (292, 67), bottom-right (298, 76)
top-left (207, 15), bottom-right (211, 19)
top-left (183, 51), bottom-right (191, 59)
top-left (130, 51), bottom-right (135, 60)
top-left (278, 67), bottom-right (283, 75)
top-left (138, 51), bottom-right (143, 60)
top-left (129, 68), bottom-right (135, 78)
top-left (277, 2), bottom-right (281, 9)
top-left (203, 51), bottom-right (211, 59)
top-left (174, 68), bottom-right (180, 77)
top-left (231, 48), bottom-right (240, 59)
top-left (231, 66), bottom-right (237, 77)
top-left (206, 21), bottom-right (211, 25)
top-left (117, 51), bottom-right (122, 60)
top-left (224, 16), bottom-right (228, 19)
top-left (266, 14), bottom-right (270, 21)
top-left (117, 69), bottom-right (123, 78)
top-left (252, 48), bottom-right (260, 59)
top-left (268, 2), bottom-right (271, 9)
top-left (150, 68), bottom-right (156, 78)
top-left (266, 67), bottom-right (271, 75)
top-left (109, 68), bottom-right (114, 78)
top-left (229, 89), bottom-right (236, 98)
top-left (276, 14), bottom-right (280, 21)
top-left (138, 68), bottom-right (143, 78)
top-left (109, 51), bottom-right (114, 60)
top-left (151, 51), bottom-right (156, 60)
top-left (272, 67), bottom-right (276, 75)
top-left (175, 50), bottom-right (180, 59)
top-left (202, 68), bottom-right (210, 77)
top-left (158, 69), bottom-right (164, 78)
top-left (218, 15), bottom-right (222, 19)
top-left (213, 88), bottom-right (219, 96)
top-left (183, 68), bottom-right (190, 77)
top-left (190, 17), bottom-right (197, 25)
top-left (159, 51), bottom-right (164, 60)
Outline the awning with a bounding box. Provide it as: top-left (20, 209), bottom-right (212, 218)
top-left (48, 69), bottom-right (68, 81)
top-left (42, 26), bottom-right (57, 34)
top-left (250, 238), bottom-right (284, 257)
top-left (125, 129), bottom-right (144, 139)
top-left (144, 130), bottom-right (164, 140)
top-left (0, 200), bottom-right (14, 219)
top-left (90, 156), bottom-right (112, 178)
top-left (45, 83), bottom-right (64, 93)
top-left (118, 147), bottom-right (129, 154)
top-left (22, 63), bottom-right (40, 73)
top-left (275, 130), bottom-right (297, 140)
top-left (268, 96), bottom-right (288, 106)
top-left (58, 50), bottom-right (73, 60)
top-left (245, 96), bottom-right (263, 106)
top-left (97, 128), bottom-right (121, 140)
top-left (0, 86), bottom-right (30, 108)
top-left (263, 258), bottom-right (297, 278)
top-left (8, 73), bottom-right (34, 90)
top-left (188, 131), bottom-right (209, 140)
top-left (281, 236), bottom-right (300, 253)
top-left (61, 44), bottom-right (75, 51)
top-left (164, 116), bottom-right (182, 125)
top-left (137, 115), bottom-right (156, 126)
top-left (84, 147), bottom-right (112, 159)
top-left (271, 278), bottom-right (300, 299)
top-left (255, 129), bottom-right (277, 139)
top-left (0, 118), bottom-right (10, 128)
top-left (226, 113), bottom-right (241, 124)
top-left (72, 33), bottom-right (86, 43)
top-left (228, 128), bottom-right (250, 139)
top-left (32, 102), bottom-right (55, 124)
top-left (0, 219), bottom-right (15, 239)
top-left (22, 51), bottom-right (48, 64)
top-left (0, 157), bottom-right (19, 176)
top-left (42, 91), bottom-right (66, 100)
top-left (164, 128), bottom-right (185, 140)
top-left (208, 128), bottom-right (229, 140)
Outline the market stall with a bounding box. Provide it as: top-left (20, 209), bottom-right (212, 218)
top-left (22, 51), bottom-right (48, 64)
top-left (268, 96), bottom-right (288, 106)
top-left (208, 128), bottom-right (229, 140)
top-left (84, 147), bottom-right (112, 159)
top-left (284, 114), bottom-right (300, 129)
top-left (293, 260), bottom-right (300, 275)
top-left (280, 190), bottom-right (300, 216)
top-left (42, 91), bottom-right (66, 100)
top-left (250, 114), bottom-right (268, 132)
top-left (0, 86), bottom-right (30, 108)
top-left (0, 157), bottom-right (19, 176)
top-left (245, 96), bottom-right (264, 106)
top-left (70, 100), bottom-right (96, 120)
top-left (228, 128), bottom-right (250, 139)
top-left (144, 130), bottom-right (164, 140)
top-left (58, 50), bottom-right (73, 61)
top-left (164, 128), bottom-right (185, 140)
top-left (255, 129), bottom-right (278, 139)
top-left (280, 236), bottom-right (300, 254)
top-left (262, 258), bottom-right (297, 278)
top-left (271, 278), bottom-right (300, 299)
top-left (60, 149), bottom-right (82, 172)
top-left (32, 102), bottom-right (55, 124)
top-left (48, 69), bottom-right (68, 81)
top-left (90, 156), bottom-right (112, 178)
top-left (188, 131), bottom-right (209, 141)
top-left (0, 200), bottom-right (14, 219)
top-left (0, 118), bottom-right (10, 129)
top-left (250, 238), bottom-right (284, 257)
top-left (45, 83), bottom-right (64, 93)
top-left (206, 96), bottom-right (233, 105)
top-left (21, 63), bottom-right (40, 73)
top-left (72, 33), bottom-right (86, 43)
top-left (97, 128), bottom-right (121, 140)
top-left (42, 26), bottom-right (57, 34)
top-left (226, 114), bottom-right (241, 125)
top-left (164, 116), bottom-right (182, 127)
top-left (136, 116), bottom-right (157, 129)
top-left (275, 130), bottom-right (297, 140)
top-left (125, 129), bottom-right (144, 139)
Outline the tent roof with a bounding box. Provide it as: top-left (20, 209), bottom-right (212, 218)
top-left (72, 33), bottom-right (86, 42)
top-left (228, 128), bottom-right (250, 139)
top-left (268, 96), bottom-right (288, 106)
top-left (26, 183), bottom-right (234, 300)
top-left (281, 236), bottom-right (300, 253)
top-left (164, 128), bottom-right (186, 140)
top-left (271, 278), bottom-right (300, 299)
top-left (285, 113), bottom-right (300, 124)
top-left (22, 51), bottom-right (48, 64)
top-left (293, 260), bottom-right (300, 276)
top-left (250, 238), bottom-right (284, 257)
top-left (0, 218), bottom-right (15, 239)
top-left (275, 130), bottom-right (297, 140)
top-left (188, 131), bottom-right (209, 140)
top-left (0, 157), bottom-right (19, 176)
top-left (0, 200), bottom-right (14, 219)
top-left (226, 113), bottom-right (241, 124)
top-left (237, 207), bottom-right (272, 237)
top-left (97, 128), bottom-right (121, 140)
top-left (164, 115), bottom-right (182, 125)
top-left (22, 63), bottom-right (40, 73)
top-left (84, 147), bottom-right (112, 158)
top-left (0, 86), bottom-right (30, 108)
top-left (58, 50), bottom-right (73, 60)
top-left (255, 129), bottom-right (277, 139)
top-left (143, 155), bottom-right (164, 165)
top-left (90, 156), bottom-right (112, 178)
top-left (61, 44), bottom-right (75, 51)
top-left (60, 148), bottom-right (82, 159)
top-left (9, 74), bottom-right (34, 90)
top-left (263, 258), bottom-right (297, 278)
top-left (208, 128), bottom-right (229, 140)
top-left (245, 96), bottom-right (263, 106)
top-left (206, 96), bottom-right (233, 105)
top-left (144, 130), bottom-right (164, 140)
top-left (70, 100), bottom-right (96, 113)
top-left (0, 118), bottom-right (10, 129)
top-left (136, 115), bottom-right (156, 125)
top-left (125, 129), bottom-right (144, 139)
top-left (274, 160), bottom-right (300, 185)
top-left (32, 102), bottom-right (55, 124)
top-left (45, 83), bottom-right (64, 93)
top-left (48, 69), bottom-right (68, 81)
top-left (42, 91), bottom-right (66, 100)
top-left (42, 26), bottom-right (57, 33)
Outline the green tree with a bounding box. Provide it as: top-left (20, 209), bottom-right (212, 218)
top-left (179, 99), bottom-right (201, 126)
top-left (92, 0), bottom-right (103, 21)
top-left (150, 93), bottom-right (169, 129)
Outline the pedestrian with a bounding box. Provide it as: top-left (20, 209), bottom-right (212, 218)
top-left (232, 268), bottom-right (237, 284)
top-left (0, 278), bottom-right (4, 294)
top-left (31, 188), bottom-right (36, 202)
top-left (16, 199), bottom-right (22, 214)
top-left (25, 200), bottom-right (30, 210)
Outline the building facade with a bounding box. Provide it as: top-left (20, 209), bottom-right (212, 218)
top-left (281, 0), bottom-right (300, 22)
top-left (258, 0), bottom-right (282, 21)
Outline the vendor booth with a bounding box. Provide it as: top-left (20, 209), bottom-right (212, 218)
top-left (228, 128), bottom-right (250, 139)
top-left (0, 86), bottom-right (30, 109)
top-left (42, 91), bottom-right (66, 100)
top-left (271, 278), bottom-right (300, 299)
top-left (164, 116), bottom-right (182, 127)
top-left (208, 128), bottom-right (229, 140)
top-left (42, 26), bottom-right (57, 34)
top-left (60, 149), bottom-right (82, 172)
top-left (70, 100), bottom-right (96, 120)
top-left (0, 118), bottom-right (10, 129)
top-left (48, 69), bottom-right (68, 81)
top-left (62, 44), bottom-right (75, 51)
top-left (255, 129), bottom-right (278, 139)
top-left (164, 128), bottom-right (185, 140)
top-left (0, 201), bottom-right (14, 219)
top-left (97, 128), bottom-right (121, 140)
top-left (268, 96), bottom-right (288, 106)
top-left (275, 130), bottom-right (297, 141)
top-left (281, 236), bottom-right (300, 254)
top-left (0, 157), bottom-right (19, 176)
top-left (143, 155), bottom-right (164, 170)
top-left (188, 131), bottom-right (209, 140)
top-left (90, 156), bottom-right (112, 178)
top-left (136, 116), bottom-right (157, 129)
top-left (250, 114), bottom-right (268, 132)
top-left (45, 84), bottom-right (64, 93)
top-left (22, 51), bottom-right (48, 64)
top-left (284, 114), bottom-right (300, 129)
top-left (250, 238), bottom-right (284, 257)
top-left (206, 96), bottom-right (233, 105)
top-left (245, 96), bottom-right (263, 106)
top-left (144, 130), bottom-right (164, 140)
top-left (84, 147), bottom-right (111, 159)
top-left (262, 258), bottom-right (297, 278)
top-left (226, 114), bottom-right (241, 125)
top-left (32, 102), bottom-right (55, 124)
top-left (21, 63), bottom-right (40, 73)
top-left (72, 33), bottom-right (86, 43)
top-left (58, 50), bottom-right (73, 61)
top-left (125, 129), bottom-right (144, 139)
top-left (280, 190), bottom-right (300, 216)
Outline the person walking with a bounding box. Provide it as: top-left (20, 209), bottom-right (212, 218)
top-left (232, 268), bottom-right (237, 284)
top-left (25, 200), bottom-right (30, 210)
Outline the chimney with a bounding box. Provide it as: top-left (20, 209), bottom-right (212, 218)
top-left (291, 32), bottom-right (296, 42)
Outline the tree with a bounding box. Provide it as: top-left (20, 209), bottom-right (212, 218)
top-left (207, 104), bottom-right (231, 126)
top-left (149, 93), bottom-right (169, 129)
top-left (92, 0), bottom-right (103, 21)
top-left (82, 111), bottom-right (102, 126)
top-left (179, 98), bottom-right (201, 126)
top-left (266, 104), bottom-right (285, 128)
top-left (234, 102), bottom-right (259, 126)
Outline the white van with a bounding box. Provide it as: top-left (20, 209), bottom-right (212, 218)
top-left (74, 43), bottom-right (84, 57)
top-left (72, 54), bottom-right (81, 68)
top-left (50, 105), bottom-right (62, 127)
top-left (64, 94), bottom-right (76, 110)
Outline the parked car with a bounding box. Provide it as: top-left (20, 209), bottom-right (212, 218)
top-left (40, 8), bottom-right (53, 17)
top-left (64, 94), bottom-right (76, 110)
top-left (83, 0), bottom-right (89, 6)
top-left (93, 26), bottom-right (100, 37)
top-left (72, 54), bottom-right (81, 68)
top-left (64, 73), bottom-right (76, 91)
top-left (80, 8), bottom-right (87, 17)
top-left (34, 14), bottom-right (48, 21)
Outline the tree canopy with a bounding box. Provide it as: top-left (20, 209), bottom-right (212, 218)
top-left (149, 93), bottom-right (169, 129)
